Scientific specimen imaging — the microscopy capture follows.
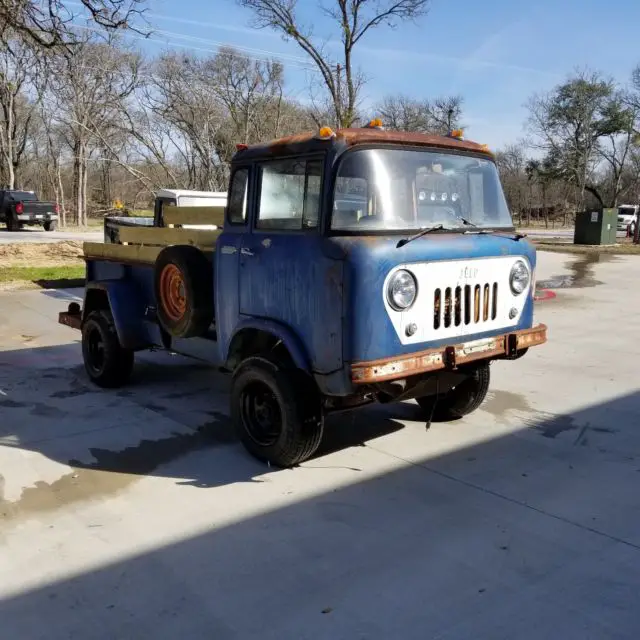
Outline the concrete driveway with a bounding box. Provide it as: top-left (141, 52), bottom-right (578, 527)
top-left (1, 251), bottom-right (639, 639)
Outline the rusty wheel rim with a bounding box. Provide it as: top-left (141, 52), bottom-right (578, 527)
top-left (159, 264), bottom-right (187, 322)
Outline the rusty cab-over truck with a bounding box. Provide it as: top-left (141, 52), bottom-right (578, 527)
top-left (59, 122), bottom-right (547, 467)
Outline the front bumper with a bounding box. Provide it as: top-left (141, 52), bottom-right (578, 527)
top-left (351, 323), bottom-right (547, 384)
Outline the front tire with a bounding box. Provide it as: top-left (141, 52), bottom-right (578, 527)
top-left (417, 363), bottom-right (491, 421)
top-left (231, 357), bottom-right (324, 467)
top-left (81, 310), bottom-right (134, 388)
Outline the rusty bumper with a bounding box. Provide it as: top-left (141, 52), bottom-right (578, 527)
top-left (351, 323), bottom-right (547, 384)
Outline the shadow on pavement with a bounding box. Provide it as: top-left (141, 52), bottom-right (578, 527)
top-left (0, 385), bottom-right (639, 638)
top-left (0, 344), bottom-right (410, 498)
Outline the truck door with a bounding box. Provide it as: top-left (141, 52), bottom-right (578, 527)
top-left (238, 156), bottom-right (343, 373)
top-left (215, 167), bottom-right (250, 358)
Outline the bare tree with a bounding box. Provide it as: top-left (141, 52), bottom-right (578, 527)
top-left (0, 36), bottom-right (42, 188)
top-left (375, 94), bottom-right (463, 134)
top-left (0, 0), bottom-right (148, 50)
top-left (236, 0), bottom-right (430, 127)
top-left (47, 35), bottom-right (140, 224)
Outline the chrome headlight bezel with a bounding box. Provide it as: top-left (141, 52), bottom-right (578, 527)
top-left (510, 259), bottom-right (530, 295)
top-left (387, 269), bottom-right (418, 311)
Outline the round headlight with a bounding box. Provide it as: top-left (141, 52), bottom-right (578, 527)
top-left (388, 269), bottom-right (417, 310)
top-left (510, 260), bottom-right (530, 295)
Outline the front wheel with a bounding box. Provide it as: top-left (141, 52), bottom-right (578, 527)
top-left (416, 363), bottom-right (490, 421)
top-left (81, 310), bottom-right (134, 388)
top-left (231, 357), bottom-right (324, 467)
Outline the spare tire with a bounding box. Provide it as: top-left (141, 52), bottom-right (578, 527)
top-left (154, 245), bottom-right (214, 338)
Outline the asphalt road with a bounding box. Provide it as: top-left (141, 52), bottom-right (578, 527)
top-left (1, 251), bottom-right (640, 639)
top-left (0, 227), bottom-right (102, 244)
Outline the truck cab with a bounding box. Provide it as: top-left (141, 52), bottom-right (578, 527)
top-left (60, 123), bottom-right (547, 467)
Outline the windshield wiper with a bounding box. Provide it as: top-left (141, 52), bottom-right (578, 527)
top-left (397, 224), bottom-right (445, 248)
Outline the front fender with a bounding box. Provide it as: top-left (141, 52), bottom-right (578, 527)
top-left (83, 280), bottom-right (153, 350)
top-left (225, 317), bottom-right (312, 372)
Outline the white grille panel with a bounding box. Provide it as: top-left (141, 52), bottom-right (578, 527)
top-left (382, 256), bottom-right (532, 345)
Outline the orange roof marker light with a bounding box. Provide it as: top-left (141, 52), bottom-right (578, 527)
top-left (480, 143), bottom-right (493, 155)
top-left (316, 126), bottom-right (336, 140)
top-left (448, 129), bottom-right (464, 140)
top-left (365, 118), bottom-right (384, 129)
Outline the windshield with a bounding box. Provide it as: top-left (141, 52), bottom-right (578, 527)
top-left (618, 207), bottom-right (636, 217)
top-left (331, 148), bottom-right (513, 232)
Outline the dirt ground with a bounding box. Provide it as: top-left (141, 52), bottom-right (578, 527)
top-left (0, 241), bottom-right (84, 268)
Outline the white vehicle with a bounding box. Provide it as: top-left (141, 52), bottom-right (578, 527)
top-left (617, 204), bottom-right (639, 234)
top-left (105, 189), bottom-right (228, 243)
top-left (154, 189), bottom-right (227, 229)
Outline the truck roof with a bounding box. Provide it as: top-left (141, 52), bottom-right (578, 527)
top-left (233, 127), bottom-right (493, 163)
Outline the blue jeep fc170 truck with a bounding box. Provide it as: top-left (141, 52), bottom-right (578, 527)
top-left (59, 122), bottom-right (547, 467)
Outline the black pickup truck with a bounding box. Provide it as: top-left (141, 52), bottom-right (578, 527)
top-left (0, 189), bottom-right (59, 231)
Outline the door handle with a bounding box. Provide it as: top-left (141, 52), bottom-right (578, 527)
top-left (240, 247), bottom-right (255, 257)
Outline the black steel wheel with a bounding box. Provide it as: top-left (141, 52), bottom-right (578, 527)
top-left (82, 310), bottom-right (134, 388)
top-left (416, 363), bottom-right (491, 421)
top-left (231, 356), bottom-right (324, 467)
top-left (239, 380), bottom-right (283, 447)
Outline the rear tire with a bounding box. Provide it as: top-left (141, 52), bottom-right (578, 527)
top-left (416, 363), bottom-right (491, 421)
top-left (6, 216), bottom-right (21, 231)
top-left (82, 310), bottom-right (134, 388)
top-left (44, 220), bottom-right (57, 231)
top-left (154, 245), bottom-right (214, 338)
top-left (231, 356), bottom-right (324, 467)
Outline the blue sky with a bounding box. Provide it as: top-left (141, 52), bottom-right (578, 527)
top-left (126, 0), bottom-right (639, 148)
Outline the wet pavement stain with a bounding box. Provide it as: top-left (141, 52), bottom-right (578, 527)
top-left (0, 414), bottom-right (236, 524)
top-left (536, 253), bottom-right (614, 291)
top-left (535, 414), bottom-right (577, 439)
top-left (481, 390), bottom-right (618, 442)
top-left (0, 399), bottom-right (28, 408)
top-left (482, 390), bottom-right (534, 419)
top-left (141, 402), bottom-right (168, 413)
top-left (30, 403), bottom-right (66, 418)
top-left (163, 388), bottom-right (211, 400)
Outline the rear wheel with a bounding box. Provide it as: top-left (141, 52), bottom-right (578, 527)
top-left (81, 310), bottom-right (134, 388)
top-left (6, 216), bottom-right (21, 231)
top-left (416, 363), bottom-right (491, 421)
top-left (231, 356), bottom-right (324, 467)
top-left (43, 220), bottom-right (57, 232)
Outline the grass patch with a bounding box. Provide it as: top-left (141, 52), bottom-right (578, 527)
top-left (534, 241), bottom-right (640, 255)
top-left (0, 265), bottom-right (85, 288)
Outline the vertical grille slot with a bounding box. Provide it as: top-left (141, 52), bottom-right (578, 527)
top-left (433, 288), bottom-right (441, 329)
top-left (483, 284), bottom-right (490, 321)
top-left (464, 285), bottom-right (471, 325)
top-left (491, 282), bottom-right (498, 320)
top-left (444, 287), bottom-right (452, 328)
top-left (454, 286), bottom-right (462, 326)
top-left (474, 285), bottom-right (480, 323)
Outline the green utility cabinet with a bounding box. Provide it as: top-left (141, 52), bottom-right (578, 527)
top-left (574, 208), bottom-right (617, 245)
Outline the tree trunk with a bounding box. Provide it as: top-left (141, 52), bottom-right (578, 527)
top-left (72, 141), bottom-right (81, 226)
top-left (82, 148), bottom-right (89, 226)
